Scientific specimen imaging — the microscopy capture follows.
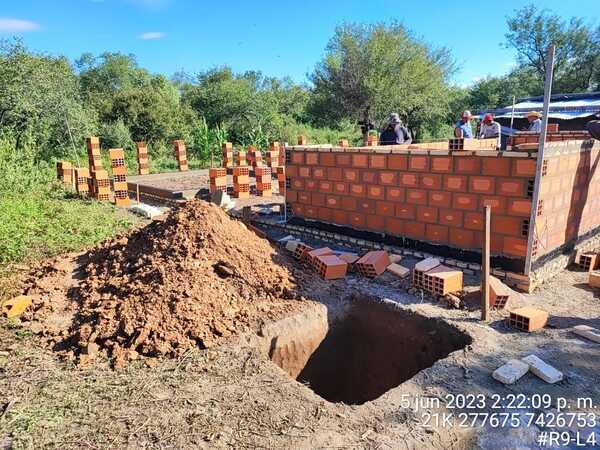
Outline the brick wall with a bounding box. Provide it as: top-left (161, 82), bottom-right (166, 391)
top-left (286, 146), bottom-right (536, 261)
top-left (532, 139), bottom-right (600, 261)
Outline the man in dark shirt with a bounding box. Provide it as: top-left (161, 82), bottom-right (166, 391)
top-left (588, 119), bottom-right (600, 140)
top-left (380, 113), bottom-right (412, 145)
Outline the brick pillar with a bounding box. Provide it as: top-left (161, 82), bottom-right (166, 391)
top-left (209, 167), bottom-right (227, 194)
top-left (338, 139), bottom-right (349, 147)
top-left (222, 142), bottom-right (233, 168)
top-left (366, 135), bottom-right (378, 146)
top-left (267, 141), bottom-right (280, 170)
top-left (94, 169), bottom-right (110, 201)
top-left (86, 137), bottom-right (102, 196)
top-left (173, 140), bottom-right (188, 171)
top-left (136, 142), bottom-right (149, 175)
top-left (233, 166), bottom-right (250, 198)
top-left (255, 167), bottom-right (272, 197)
top-left (109, 148), bottom-right (130, 207)
top-left (297, 135), bottom-right (307, 145)
top-left (276, 166), bottom-right (285, 195)
top-left (56, 161), bottom-right (73, 184)
top-left (74, 167), bottom-right (90, 196)
top-left (236, 149), bottom-right (247, 166)
top-left (248, 147), bottom-right (263, 169)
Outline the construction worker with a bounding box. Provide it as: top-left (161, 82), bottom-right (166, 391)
top-left (479, 113), bottom-right (501, 148)
top-left (526, 111), bottom-right (542, 133)
top-left (380, 113), bottom-right (412, 145)
top-left (454, 111), bottom-right (473, 138)
top-left (588, 120), bottom-right (600, 140)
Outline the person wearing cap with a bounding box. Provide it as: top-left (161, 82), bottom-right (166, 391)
top-left (526, 111), bottom-right (542, 133)
top-left (380, 113), bottom-right (412, 145)
top-left (454, 111), bottom-right (473, 138)
top-left (479, 113), bottom-right (501, 148)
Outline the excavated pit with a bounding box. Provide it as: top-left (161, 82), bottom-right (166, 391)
top-left (266, 297), bottom-right (471, 405)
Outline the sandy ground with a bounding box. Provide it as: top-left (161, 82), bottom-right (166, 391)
top-left (1, 226), bottom-right (600, 449)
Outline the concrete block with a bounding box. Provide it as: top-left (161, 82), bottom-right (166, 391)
top-left (492, 359), bottom-right (529, 384)
top-left (285, 240), bottom-right (301, 253)
top-left (130, 204), bottom-right (164, 219)
top-left (414, 257), bottom-right (441, 272)
top-left (387, 263), bottom-right (410, 278)
top-left (572, 325), bottom-right (600, 344)
top-left (389, 254), bottom-right (402, 264)
top-left (521, 355), bottom-right (563, 384)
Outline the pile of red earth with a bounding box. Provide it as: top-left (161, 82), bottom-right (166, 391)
top-left (27, 200), bottom-right (298, 367)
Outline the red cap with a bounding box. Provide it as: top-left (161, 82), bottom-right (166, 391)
top-left (483, 113), bottom-right (493, 123)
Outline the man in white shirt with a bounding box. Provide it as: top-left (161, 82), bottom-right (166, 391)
top-left (479, 113), bottom-right (501, 149)
top-left (526, 112), bottom-right (542, 133)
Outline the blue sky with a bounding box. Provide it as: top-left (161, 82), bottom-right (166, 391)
top-left (1, 0), bottom-right (598, 86)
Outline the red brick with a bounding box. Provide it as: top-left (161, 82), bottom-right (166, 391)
top-left (293, 203), bottom-right (305, 216)
top-left (306, 152), bottom-right (318, 165)
top-left (396, 204), bottom-right (416, 220)
top-left (453, 193), bottom-right (478, 210)
top-left (444, 175), bottom-right (468, 192)
top-left (492, 216), bottom-right (523, 236)
top-left (352, 154), bottom-right (369, 168)
top-left (464, 212), bottom-right (484, 230)
top-left (328, 167), bottom-right (343, 181)
top-left (367, 185), bottom-right (385, 200)
top-left (406, 189), bottom-right (428, 205)
top-left (449, 228), bottom-right (475, 248)
top-left (409, 155), bottom-right (429, 172)
top-left (481, 196), bottom-right (507, 214)
top-left (319, 180), bottom-right (333, 193)
top-left (333, 182), bottom-right (347, 194)
top-left (332, 210), bottom-right (348, 225)
top-left (291, 152), bottom-right (304, 165)
top-left (349, 183), bottom-right (366, 197)
top-left (305, 206), bottom-right (318, 218)
top-left (512, 158), bottom-right (537, 177)
top-left (286, 190), bottom-right (298, 203)
top-left (489, 232), bottom-right (502, 253)
top-left (399, 173), bottom-right (419, 187)
top-left (313, 167), bottom-right (326, 179)
top-left (320, 153), bottom-right (335, 166)
top-left (386, 218), bottom-right (404, 235)
top-left (386, 187), bottom-right (405, 202)
top-left (388, 154), bottom-right (408, 170)
top-left (507, 199), bottom-right (532, 217)
top-left (366, 214), bottom-right (385, 230)
top-left (349, 212), bottom-right (366, 228)
top-left (298, 192), bottom-right (311, 204)
top-left (376, 201), bottom-right (395, 217)
top-left (362, 170), bottom-right (378, 184)
top-left (305, 179), bottom-right (317, 191)
top-left (428, 191), bottom-right (452, 208)
top-left (431, 157), bottom-right (452, 173)
top-left (497, 179), bottom-right (525, 197)
top-left (469, 176), bottom-right (496, 194)
top-left (417, 206), bottom-right (438, 223)
top-left (325, 195), bottom-right (341, 208)
top-left (298, 166), bottom-right (311, 178)
top-left (318, 207), bottom-right (333, 222)
top-left (379, 171), bottom-right (396, 185)
top-left (286, 166), bottom-right (298, 177)
top-left (369, 154), bottom-right (386, 169)
top-left (426, 224), bottom-right (449, 243)
top-left (311, 192), bottom-right (326, 206)
top-left (358, 198), bottom-right (376, 214)
top-left (404, 221), bottom-right (426, 240)
top-left (292, 179), bottom-right (304, 190)
top-left (336, 153), bottom-right (352, 166)
top-left (421, 174), bottom-right (442, 190)
top-left (343, 168), bottom-right (360, 182)
top-left (454, 157), bottom-right (481, 174)
top-left (503, 236), bottom-right (528, 256)
top-left (439, 209), bottom-right (463, 227)
top-left (341, 196), bottom-right (357, 211)
top-left (482, 158), bottom-right (511, 176)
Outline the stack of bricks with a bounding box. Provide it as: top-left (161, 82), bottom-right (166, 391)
top-left (366, 135), bottom-right (378, 146)
top-left (276, 166), bottom-right (285, 194)
top-left (233, 166), bottom-right (250, 198)
top-left (109, 148), bottom-right (130, 207)
top-left (298, 136), bottom-right (307, 145)
top-left (93, 169), bottom-right (111, 201)
top-left (285, 146), bottom-right (536, 259)
top-left (209, 167), bottom-right (227, 193)
top-left (56, 161), bottom-right (73, 185)
top-left (509, 131), bottom-right (591, 147)
top-left (236, 148), bottom-right (247, 167)
top-left (338, 139), bottom-right (349, 148)
top-left (222, 142), bottom-right (234, 169)
top-left (449, 138), bottom-right (497, 151)
top-left (136, 142), bottom-right (150, 175)
top-left (248, 146), bottom-right (263, 169)
top-left (86, 137), bottom-right (102, 174)
top-left (255, 167), bottom-right (272, 197)
top-left (74, 167), bottom-right (90, 196)
top-left (173, 140), bottom-right (188, 171)
top-left (266, 142), bottom-right (280, 170)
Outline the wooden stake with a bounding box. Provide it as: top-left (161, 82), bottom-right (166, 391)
top-left (481, 205), bottom-right (491, 321)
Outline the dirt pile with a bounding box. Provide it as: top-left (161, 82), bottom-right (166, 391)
top-left (25, 200), bottom-right (299, 366)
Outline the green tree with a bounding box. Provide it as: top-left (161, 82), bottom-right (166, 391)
top-left (307, 22), bottom-right (456, 140)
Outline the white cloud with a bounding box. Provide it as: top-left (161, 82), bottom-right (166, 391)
top-left (0, 18), bottom-right (40, 33)
top-left (139, 31), bottom-right (166, 40)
